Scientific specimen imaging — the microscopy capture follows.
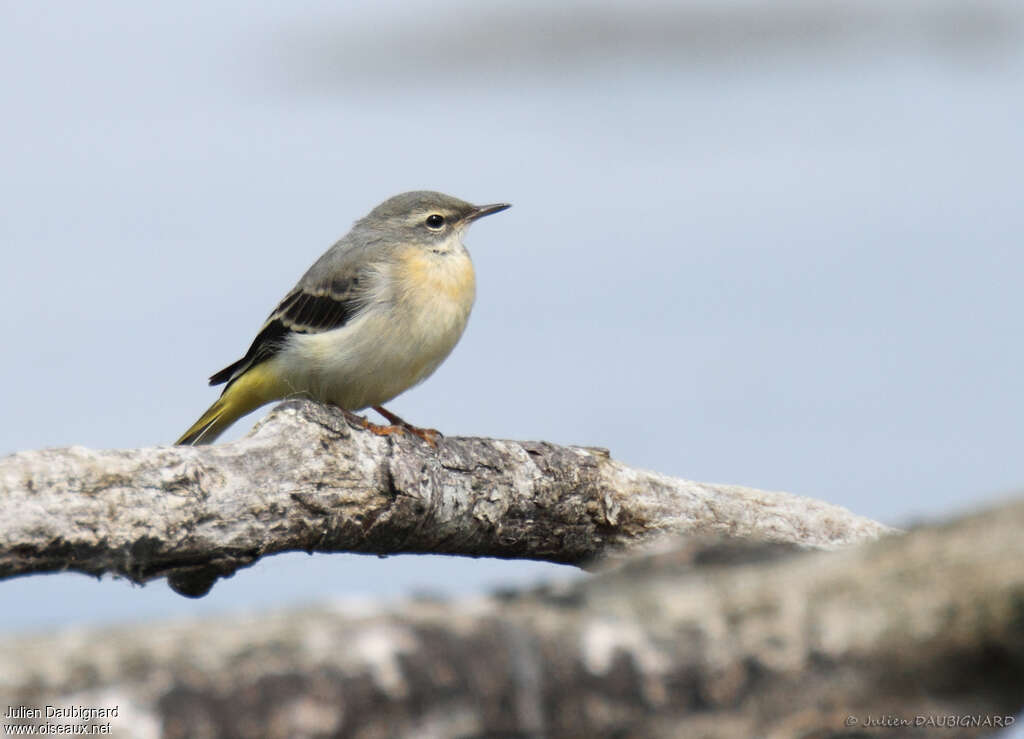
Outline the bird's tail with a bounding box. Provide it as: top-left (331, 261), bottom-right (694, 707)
top-left (176, 363), bottom-right (283, 445)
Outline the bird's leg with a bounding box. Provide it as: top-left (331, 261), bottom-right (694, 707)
top-left (372, 406), bottom-right (410, 426)
top-left (339, 408), bottom-right (403, 438)
top-left (372, 406), bottom-right (443, 446)
top-left (336, 407), bottom-right (440, 447)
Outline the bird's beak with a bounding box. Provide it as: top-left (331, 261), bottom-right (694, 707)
top-left (467, 202), bottom-right (511, 222)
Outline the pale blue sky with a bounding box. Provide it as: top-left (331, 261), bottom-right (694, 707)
top-left (1, 0), bottom-right (1023, 634)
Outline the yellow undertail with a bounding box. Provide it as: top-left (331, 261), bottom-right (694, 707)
top-left (176, 363), bottom-right (286, 445)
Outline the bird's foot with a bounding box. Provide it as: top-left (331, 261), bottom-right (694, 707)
top-left (372, 406), bottom-right (443, 447)
top-left (338, 408), bottom-right (441, 447)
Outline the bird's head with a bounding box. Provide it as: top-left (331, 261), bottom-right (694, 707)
top-left (358, 191), bottom-right (510, 253)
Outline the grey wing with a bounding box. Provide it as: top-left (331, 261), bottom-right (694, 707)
top-left (208, 257), bottom-right (370, 388)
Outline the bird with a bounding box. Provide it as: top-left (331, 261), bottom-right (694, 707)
top-left (176, 190), bottom-right (510, 446)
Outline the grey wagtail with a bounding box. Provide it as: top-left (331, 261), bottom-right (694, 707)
top-left (176, 191), bottom-right (510, 445)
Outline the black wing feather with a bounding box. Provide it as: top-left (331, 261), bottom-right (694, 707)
top-left (208, 279), bottom-right (363, 388)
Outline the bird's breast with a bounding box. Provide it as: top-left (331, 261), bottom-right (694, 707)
top-left (393, 246), bottom-right (477, 325)
top-left (284, 245), bottom-right (476, 409)
top-left (389, 247), bottom-right (476, 379)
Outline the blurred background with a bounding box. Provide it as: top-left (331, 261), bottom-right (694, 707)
top-left (1, 0), bottom-right (1022, 633)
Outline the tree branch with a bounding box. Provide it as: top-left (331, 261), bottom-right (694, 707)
top-left (1, 501), bottom-right (1020, 738)
top-left (0, 400), bottom-right (892, 597)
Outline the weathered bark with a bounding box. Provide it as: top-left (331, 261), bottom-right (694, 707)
top-left (0, 399), bottom-right (890, 597)
top-left (1, 501), bottom-right (1021, 739)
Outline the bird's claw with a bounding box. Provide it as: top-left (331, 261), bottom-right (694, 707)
top-left (340, 408), bottom-right (442, 447)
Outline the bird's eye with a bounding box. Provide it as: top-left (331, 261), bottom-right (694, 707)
top-left (425, 214), bottom-right (446, 230)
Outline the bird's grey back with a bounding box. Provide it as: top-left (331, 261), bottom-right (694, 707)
top-left (295, 228), bottom-right (386, 295)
